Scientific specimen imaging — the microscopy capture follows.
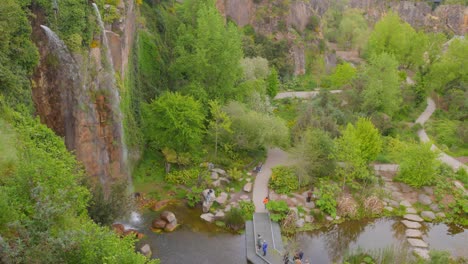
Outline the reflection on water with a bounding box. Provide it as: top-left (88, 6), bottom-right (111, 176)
top-left (136, 203), bottom-right (466, 264)
top-left (295, 218), bottom-right (467, 264)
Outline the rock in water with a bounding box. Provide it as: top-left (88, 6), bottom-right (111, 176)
top-left (407, 238), bottom-right (428, 248)
top-left (200, 213), bottom-right (215, 223)
top-left (164, 222), bottom-right (178, 232)
top-left (140, 244), bottom-right (152, 258)
top-left (401, 220), bottom-right (422, 229)
top-left (405, 229), bottom-right (423, 238)
top-left (404, 214), bottom-right (423, 222)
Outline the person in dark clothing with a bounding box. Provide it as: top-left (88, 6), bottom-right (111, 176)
top-left (298, 251), bottom-right (304, 260)
top-left (262, 241), bottom-right (268, 256)
top-left (283, 252), bottom-right (290, 264)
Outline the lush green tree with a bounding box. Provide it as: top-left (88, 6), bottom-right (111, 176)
top-left (293, 129), bottom-right (335, 183)
top-left (208, 100), bottom-right (232, 158)
top-left (142, 92), bottom-right (205, 156)
top-left (361, 53), bottom-right (401, 117)
top-left (426, 38), bottom-right (467, 94)
top-left (170, 0), bottom-right (243, 101)
top-left (266, 67), bottom-right (280, 98)
top-left (366, 12), bottom-right (425, 69)
top-left (328, 62), bottom-right (356, 88)
top-left (333, 118), bottom-right (382, 187)
top-left (240, 56), bottom-right (270, 80)
top-left (336, 9), bottom-right (369, 51)
top-left (222, 101), bottom-right (289, 151)
top-left (390, 140), bottom-right (439, 187)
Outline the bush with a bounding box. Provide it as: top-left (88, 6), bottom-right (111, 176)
top-left (315, 181), bottom-right (339, 217)
top-left (185, 186), bottom-right (203, 208)
top-left (225, 208), bottom-right (245, 231)
top-left (227, 167), bottom-right (242, 181)
top-left (165, 168), bottom-right (201, 185)
top-left (266, 200), bottom-right (290, 222)
top-left (239, 201), bottom-right (255, 220)
top-left (269, 166), bottom-right (299, 194)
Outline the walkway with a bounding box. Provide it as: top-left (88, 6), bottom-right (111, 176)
top-left (253, 148), bottom-right (293, 212)
top-left (416, 98), bottom-right (467, 171)
top-left (274, 90), bottom-right (342, 100)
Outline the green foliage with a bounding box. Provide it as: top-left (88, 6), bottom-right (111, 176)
top-left (0, 108), bottom-right (154, 263)
top-left (390, 140), bottom-right (439, 187)
top-left (227, 167), bottom-right (243, 181)
top-left (87, 181), bottom-right (132, 226)
top-left (266, 67), bottom-right (280, 98)
top-left (208, 100), bottom-right (232, 159)
top-left (142, 92), bottom-right (205, 155)
top-left (328, 62), bottom-right (357, 88)
top-left (336, 9), bottom-right (369, 51)
top-left (239, 200), bottom-right (255, 220)
top-left (315, 180), bottom-right (339, 217)
top-left (225, 207), bottom-right (245, 231)
top-left (269, 166), bottom-right (299, 194)
top-left (240, 56), bottom-right (270, 80)
top-left (365, 12), bottom-right (426, 69)
top-left (165, 168), bottom-right (202, 185)
top-left (171, 0), bottom-right (243, 102)
top-left (427, 38), bottom-right (467, 95)
top-left (426, 119), bottom-right (467, 155)
top-left (186, 186), bottom-right (204, 207)
top-left (223, 101), bottom-right (289, 151)
top-left (334, 118), bottom-right (382, 186)
top-left (266, 200), bottom-right (290, 222)
top-left (0, 0), bottom-right (39, 110)
top-left (306, 15), bottom-right (320, 31)
top-left (293, 128), bottom-right (335, 184)
top-left (361, 53), bottom-right (401, 117)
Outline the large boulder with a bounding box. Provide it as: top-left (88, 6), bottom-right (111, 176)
top-left (216, 192), bottom-right (228, 205)
top-left (152, 219), bottom-right (167, 229)
top-left (160, 211), bottom-right (176, 223)
top-left (139, 244), bottom-right (152, 258)
top-left (202, 189), bottom-right (216, 213)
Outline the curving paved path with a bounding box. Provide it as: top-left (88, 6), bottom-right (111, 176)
top-left (253, 148), bottom-right (294, 212)
top-left (274, 90), bottom-right (342, 100)
top-left (416, 98), bottom-right (467, 171)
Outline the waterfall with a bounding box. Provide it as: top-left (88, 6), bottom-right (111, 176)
top-left (39, 25), bottom-right (79, 162)
top-left (92, 4), bottom-right (133, 197)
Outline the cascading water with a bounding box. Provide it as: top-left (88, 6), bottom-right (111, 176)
top-left (39, 25), bottom-right (79, 161)
top-left (92, 3), bottom-right (139, 224)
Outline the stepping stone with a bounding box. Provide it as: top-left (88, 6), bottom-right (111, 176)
top-left (418, 194), bottom-right (432, 205)
top-left (413, 248), bottom-right (430, 259)
top-left (407, 238), bottom-right (428, 248)
top-left (406, 207), bottom-right (417, 214)
top-left (400, 200), bottom-right (412, 207)
top-left (401, 220), bottom-right (422, 229)
top-left (389, 200), bottom-right (400, 208)
top-left (216, 192), bottom-right (228, 205)
top-left (405, 229), bottom-right (422, 238)
top-left (240, 195), bottom-right (249, 200)
top-left (436, 212), bottom-right (446, 218)
top-left (400, 183), bottom-right (413, 193)
top-left (430, 204), bottom-right (440, 212)
top-left (421, 211), bottom-right (436, 220)
top-left (422, 186), bottom-right (434, 195)
top-left (384, 206), bottom-right (394, 212)
top-left (392, 191), bottom-right (403, 200)
top-left (404, 214), bottom-right (423, 222)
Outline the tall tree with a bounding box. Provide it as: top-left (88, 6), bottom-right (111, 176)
top-left (336, 9), bottom-right (369, 51)
top-left (361, 53), bottom-right (401, 117)
top-left (171, 0), bottom-right (243, 101)
top-left (208, 100), bottom-right (232, 159)
top-left (142, 92), bottom-right (205, 157)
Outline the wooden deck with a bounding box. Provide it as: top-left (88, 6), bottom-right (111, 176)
top-left (245, 213), bottom-right (286, 264)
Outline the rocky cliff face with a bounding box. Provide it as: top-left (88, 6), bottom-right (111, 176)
top-left (31, 1), bottom-right (135, 192)
top-left (219, 0), bottom-right (467, 75)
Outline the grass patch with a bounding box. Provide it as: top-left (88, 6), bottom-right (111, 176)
top-left (0, 119), bottom-right (17, 182)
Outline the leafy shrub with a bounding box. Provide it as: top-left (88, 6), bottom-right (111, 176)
top-left (266, 200), bottom-right (290, 222)
top-left (315, 181), bottom-right (339, 217)
top-left (227, 167), bottom-right (243, 181)
top-left (269, 166), bottom-right (299, 194)
top-left (239, 201), bottom-right (255, 220)
top-left (165, 168), bottom-right (201, 185)
top-left (185, 186), bottom-right (203, 208)
top-left (337, 195), bottom-right (358, 218)
top-left (225, 208), bottom-right (245, 231)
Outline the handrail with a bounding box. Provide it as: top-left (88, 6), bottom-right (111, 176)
top-left (267, 213), bottom-right (283, 256)
top-left (252, 214), bottom-right (272, 264)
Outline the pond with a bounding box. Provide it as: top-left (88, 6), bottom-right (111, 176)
top-left (132, 204), bottom-right (467, 264)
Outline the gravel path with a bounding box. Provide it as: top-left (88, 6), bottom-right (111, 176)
top-left (274, 90), bottom-right (342, 100)
top-left (252, 148), bottom-right (294, 212)
top-left (416, 98), bottom-right (467, 171)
